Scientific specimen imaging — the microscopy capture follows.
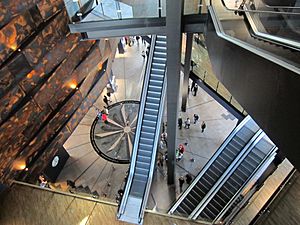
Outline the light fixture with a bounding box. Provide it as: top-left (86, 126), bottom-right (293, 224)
top-left (117, 9), bottom-right (122, 13)
top-left (12, 159), bottom-right (27, 171)
top-left (70, 83), bottom-right (77, 89)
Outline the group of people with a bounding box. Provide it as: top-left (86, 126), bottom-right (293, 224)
top-left (97, 106), bottom-right (109, 123)
top-left (179, 173), bottom-right (193, 192)
top-left (178, 114), bottom-right (207, 132)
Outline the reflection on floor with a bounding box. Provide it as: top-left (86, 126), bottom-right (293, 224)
top-left (56, 38), bottom-right (238, 212)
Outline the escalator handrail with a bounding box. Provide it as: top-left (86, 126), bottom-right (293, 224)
top-left (168, 115), bottom-right (252, 214)
top-left (138, 66), bottom-right (167, 224)
top-left (244, 5), bottom-right (300, 50)
top-left (208, 5), bottom-right (300, 75)
top-left (118, 35), bottom-right (157, 217)
top-left (214, 0), bottom-right (300, 15)
top-left (213, 146), bottom-right (278, 223)
top-left (190, 130), bottom-right (264, 220)
top-left (265, 5), bottom-right (300, 9)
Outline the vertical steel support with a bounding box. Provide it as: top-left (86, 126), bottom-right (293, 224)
top-left (181, 32), bottom-right (193, 112)
top-left (166, 0), bottom-right (183, 185)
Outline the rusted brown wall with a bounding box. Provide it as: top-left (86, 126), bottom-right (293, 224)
top-left (0, 1), bottom-right (118, 184)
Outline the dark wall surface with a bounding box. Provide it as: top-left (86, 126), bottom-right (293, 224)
top-left (205, 14), bottom-right (300, 170)
top-left (0, 0), bottom-right (118, 184)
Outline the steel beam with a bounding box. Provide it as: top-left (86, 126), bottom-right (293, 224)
top-left (181, 33), bottom-right (193, 112)
top-left (68, 15), bottom-right (207, 39)
top-left (166, 0), bottom-right (183, 185)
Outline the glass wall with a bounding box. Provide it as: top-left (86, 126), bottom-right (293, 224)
top-left (182, 33), bottom-right (247, 115)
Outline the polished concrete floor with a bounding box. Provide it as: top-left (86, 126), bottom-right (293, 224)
top-left (56, 38), bottom-right (238, 212)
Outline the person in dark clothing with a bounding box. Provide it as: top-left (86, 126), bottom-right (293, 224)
top-left (179, 176), bottom-right (185, 192)
top-left (103, 95), bottom-right (109, 107)
top-left (178, 116), bottom-right (183, 129)
top-left (201, 121), bottom-right (206, 133)
top-left (185, 174), bottom-right (193, 185)
top-left (191, 80), bottom-right (196, 92)
top-left (193, 114), bottom-right (199, 124)
top-left (135, 36), bottom-right (140, 43)
top-left (193, 83), bottom-right (198, 96)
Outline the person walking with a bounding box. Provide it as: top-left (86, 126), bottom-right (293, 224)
top-left (185, 174), bottom-right (193, 185)
top-left (193, 83), bottom-right (198, 96)
top-left (178, 116), bottom-right (183, 129)
top-left (193, 113), bottom-right (199, 124)
top-left (103, 95), bottom-right (109, 107)
top-left (161, 132), bottom-right (168, 147)
top-left (179, 176), bottom-right (185, 192)
top-left (201, 121), bottom-right (206, 133)
top-left (135, 36), bottom-right (140, 44)
top-left (102, 113), bottom-right (108, 123)
top-left (103, 106), bottom-right (109, 115)
top-left (191, 80), bottom-right (196, 92)
top-left (185, 118), bottom-right (191, 129)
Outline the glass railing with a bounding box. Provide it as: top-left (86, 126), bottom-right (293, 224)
top-left (221, 0), bottom-right (300, 14)
top-left (182, 34), bottom-right (247, 116)
top-left (215, 0), bottom-right (300, 50)
top-left (209, 0), bottom-right (300, 73)
top-left (64, 0), bottom-right (207, 23)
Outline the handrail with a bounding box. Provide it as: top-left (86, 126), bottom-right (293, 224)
top-left (138, 64), bottom-right (167, 224)
top-left (118, 35), bottom-right (157, 217)
top-left (265, 4), bottom-right (300, 9)
top-left (190, 130), bottom-right (264, 220)
top-left (213, 145), bottom-right (278, 223)
top-left (168, 115), bottom-right (252, 214)
top-left (215, 0), bottom-right (300, 15)
top-left (244, 5), bottom-right (300, 50)
top-left (208, 5), bottom-right (300, 75)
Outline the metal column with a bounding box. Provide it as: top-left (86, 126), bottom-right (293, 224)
top-left (166, 0), bottom-right (183, 185)
top-left (181, 33), bottom-right (193, 112)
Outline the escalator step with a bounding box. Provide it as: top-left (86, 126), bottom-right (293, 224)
top-left (138, 149), bottom-right (152, 157)
top-left (137, 155), bottom-right (151, 164)
top-left (148, 90), bottom-right (161, 98)
top-left (146, 96), bottom-right (160, 104)
top-left (150, 73), bottom-right (164, 80)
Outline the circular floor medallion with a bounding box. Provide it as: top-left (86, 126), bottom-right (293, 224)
top-left (90, 100), bottom-right (139, 164)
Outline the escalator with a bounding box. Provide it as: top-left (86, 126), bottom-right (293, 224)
top-left (206, 1), bottom-right (300, 172)
top-left (117, 35), bottom-right (167, 225)
top-left (194, 134), bottom-right (277, 222)
top-left (168, 116), bottom-right (261, 217)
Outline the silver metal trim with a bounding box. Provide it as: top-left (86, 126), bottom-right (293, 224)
top-left (208, 6), bottom-right (300, 75)
top-left (168, 115), bottom-right (252, 214)
top-left (118, 35), bottom-right (156, 218)
top-left (190, 130), bottom-right (264, 219)
top-left (244, 5), bottom-right (300, 50)
top-left (213, 145), bottom-right (278, 223)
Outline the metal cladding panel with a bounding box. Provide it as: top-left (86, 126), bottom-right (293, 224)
top-left (23, 10), bottom-right (69, 66)
top-left (0, 11), bottom-right (36, 63)
top-left (0, 85), bottom-right (25, 124)
top-left (34, 41), bottom-right (94, 110)
top-left (0, 100), bottom-right (41, 171)
top-left (0, 0), bottom-right (40, 27)
top-left (37, 0), bottom-right (64, 20)
top-left (20, 34), bottom-right (80, 94)
top-left (0, 67), bottom-right (13, 97)
top-left (27, 126), bottom-right (71, 182)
